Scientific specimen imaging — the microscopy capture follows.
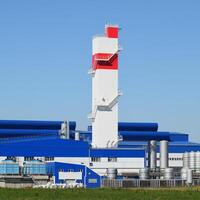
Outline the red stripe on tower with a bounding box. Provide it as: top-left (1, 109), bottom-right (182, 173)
top-left (92, 53), bottom-right (118, 70)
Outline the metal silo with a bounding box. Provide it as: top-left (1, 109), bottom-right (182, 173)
top-left (148, 140), bottom-right (157, 169)
top-left (195, 151), bottom-right (200, 172)
top-left (139, 168), bottom-right (149, 179)
top-left (160, 140), bottom-right (168, 169)
top-left (164, 168), bottom-right (174, 180)
top-left (183, 152), bottom-right (189, 168)
top-left (181, 168), bottom-right (187, 180)
top-left (189, 151), bottom-right (196, 170)
top-left (107, 168), bottom-right (117, 179)
top-left (186, 169), bottom-right (193, 185)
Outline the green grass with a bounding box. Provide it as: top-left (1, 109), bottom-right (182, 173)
top-left (0, 188), bottom-right (200, 200)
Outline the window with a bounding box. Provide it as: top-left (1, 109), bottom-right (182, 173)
top-left (45, 157), bottom-right (54, 161)
top-left (24, 157), bottom-right (34, 161)
top-left (88, 179), bottom-right (97, 183)
top-left (91, 157), bottom-right (101, 162)
top-left (7, 156), bottom-right (16, 161)
top-left (67, 169), bottom-right (74, 172)
top-left (108, 157), bottom-right (117, 162)
top-left (169, 157), bottom-right (183, 161)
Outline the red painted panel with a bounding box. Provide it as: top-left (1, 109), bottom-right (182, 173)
top-left (92, 53), bottom-right (118, 70)
top-left (105, 26), bottom-right (118, 38)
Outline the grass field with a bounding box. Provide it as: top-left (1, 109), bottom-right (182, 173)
top-left (0, 187), bottom-right (200, 200)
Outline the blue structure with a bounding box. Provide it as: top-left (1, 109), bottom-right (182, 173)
top-left (46, 162), bottom-right (101, 188)
top-left (0, 120), bottom-right (199, 188)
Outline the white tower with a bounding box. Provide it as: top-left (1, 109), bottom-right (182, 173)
top-left (89, 25), bottom-right (121, 148)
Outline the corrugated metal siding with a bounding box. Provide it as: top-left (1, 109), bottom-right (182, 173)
top-left (0, 138), bottom-right (89, 157)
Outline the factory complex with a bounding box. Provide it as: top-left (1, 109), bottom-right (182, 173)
top-left (0, 25), bottom-right (200, 188)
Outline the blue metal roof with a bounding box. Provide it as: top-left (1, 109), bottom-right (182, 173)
top-left (0, 138), bottom-right (89, 157)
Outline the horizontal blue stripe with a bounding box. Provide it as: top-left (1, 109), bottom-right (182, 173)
top-left (90, 148), bottom-right (145, 158)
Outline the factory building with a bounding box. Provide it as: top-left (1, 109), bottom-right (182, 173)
top-left (0, 25), bottom-right (200, 188)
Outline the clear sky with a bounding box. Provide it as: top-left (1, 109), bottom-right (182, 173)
top-left (0, 1), bottom-right (200, 141)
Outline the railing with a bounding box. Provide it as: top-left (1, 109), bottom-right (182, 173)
top-left (101, 179), bottom-right (200, 188)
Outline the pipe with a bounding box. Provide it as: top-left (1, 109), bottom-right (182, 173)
top-left (121, 131), bottom-right (170, 141)
top-left (149, 140), bottom-right (157, 169)
top-left (69, 131), bottom-right (170, 142)
top-left (160, 140), bottom-right (168, 169)
top-left (88, 122), bottom-right (158, 132)
top-left (75, 132), bottom-right (80, 141)
top-left (0, 120), bottom-right (76, 131)
top-left (118, 122), bottom-right (158, 132)
top-left (0, 129), bottom-right (59, 138)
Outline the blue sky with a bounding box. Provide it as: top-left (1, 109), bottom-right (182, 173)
top-left (0, 1), bottom-right (200, 141)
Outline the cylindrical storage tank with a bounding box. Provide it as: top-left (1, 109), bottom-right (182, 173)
top-left (189, 151), bottom-right (196, 170)
top-left (121, 131), bottom-right (170, 141)
top-left (118, 122), bottom-right (158, 132)
top-left (186, 169), bottom-right (193, 185)
top-left (195, 151), bottom-right (200, 172)
top-left (0, 129), bottom-right (59, 138)
top-left (160, 140), bottom-right (168, 169)
top-left (181, 168), bottom-right (188, 180)
top-left (164, 168), bottom-right (174, 180)
top-left (107, 168), bottom-right (117, 179)
top-left (183, 152), bottom-right (189, 168)
top-left (149, 140), bottom-right (157, 169)
top-left (139, 168), bottom-right (149, 180)
top-left (75, 132), bottom-right (80, 141)
top-left (0, 120), bottom-right (76, 131)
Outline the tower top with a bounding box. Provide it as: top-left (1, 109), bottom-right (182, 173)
top-left (105, 24), bottom-right (119, 38)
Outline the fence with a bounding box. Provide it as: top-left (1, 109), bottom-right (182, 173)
top-left (101, 179), bottom-right (200, 188)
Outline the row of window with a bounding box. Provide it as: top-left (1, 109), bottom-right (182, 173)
top-left (169, 158), bottom-right (183, 161)
top-left (12, 157), bottom-right (55, 161)
top-left (147, 157), bottom-right (183, 161)
top-left (7, 156), bottom-right (117, 162)
top-left (9, 157), bottom-right (183, 162)
top-left (45, 157), bottom-right (54, 161)
top-left (91, 157), bottom-right (117, 162)
top-left (59, 169), bottom-right (83, 172)
top-left (24, 157), bottom-right (55, 161)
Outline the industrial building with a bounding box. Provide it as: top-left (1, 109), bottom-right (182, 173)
top-left (0, 25), bottom-right (200, 188)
